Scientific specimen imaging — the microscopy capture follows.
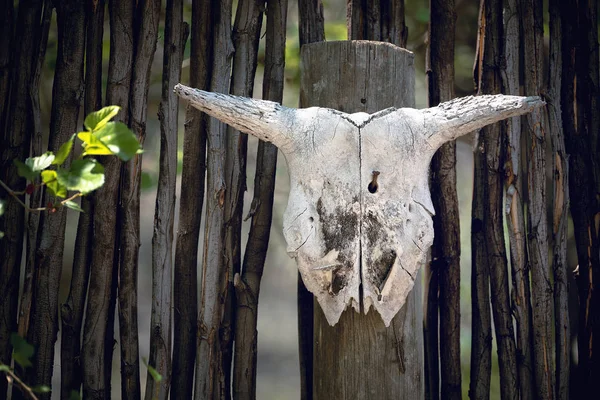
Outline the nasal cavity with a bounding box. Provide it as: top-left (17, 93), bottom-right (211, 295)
top-left (368, 171), bottom-right (380, 193)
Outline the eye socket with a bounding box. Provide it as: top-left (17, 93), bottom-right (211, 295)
top-left (368, 171), bottom-right (380, 193)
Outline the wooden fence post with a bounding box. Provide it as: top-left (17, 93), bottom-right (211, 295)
top-left (300, 40), bottom-right (424, 399)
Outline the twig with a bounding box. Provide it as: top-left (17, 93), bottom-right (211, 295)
top-left (2, 367), bottom-right (40, 400)
top-left (0, 179), bottom-right (34, 210)
top-left (0, 178), bottom-right (84, 212)
top-left (60, 192), bottom-right (83, 205)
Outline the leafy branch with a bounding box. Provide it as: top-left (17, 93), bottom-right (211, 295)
top-left (0, 105), bottom-right (141, 215)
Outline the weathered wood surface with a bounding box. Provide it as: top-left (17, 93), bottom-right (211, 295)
top-left (548, 0), bottom-right (571, 398)
top-left (224, 1), bottom-right (265, 396)
top-left (176, 54), bottom-right (544, 329)
top-left (297, 3), bottom-right (325, 399)
top-left (522, 0), bottom-right (555, 398)
top-left (146, 1), bottom-right (186, 399)
top-left (193, 0), bottom-right (234, 398)
top-left (502, 0), bottom-right (534, 398)
top-left (346, 1), bottom-right (408, 46)
top-left (474, 1), bottom-right (519, 398)
top-left (427, 0), bottom-right (461, 398)
top-left (123, 1), bottom-right (162, 397)
top-left (302, 39), bottom-right (414, 400)
top-left (0, 0), bottom-right (47, 397)
top-left (171, 0), bottom-right (213, 397)
top-left (563, 0), bottom-right (600, 394)
top-left (60, 1), bottom-right (103, 397)
top-left (26, 1), bottom-right (86, 396)
top-left (83, 0), bottom-right (134, 398)
top-left (233, 0), bottom-right (287, 399)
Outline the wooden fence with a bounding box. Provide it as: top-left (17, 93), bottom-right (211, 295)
top-left (0, 0), bottom-right (598, 399)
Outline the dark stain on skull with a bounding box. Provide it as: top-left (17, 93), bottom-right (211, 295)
top-left (363, 210), bottom-right (396, 287)
top-left (316, 196), bottom-right (359, 257)
top-left (364, 211), bottom-right (383, 245)
top-left (316, 196), bottom-right (359, 295)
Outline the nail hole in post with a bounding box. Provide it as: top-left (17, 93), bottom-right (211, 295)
top-left (368, 171), bottom-right (380, 193)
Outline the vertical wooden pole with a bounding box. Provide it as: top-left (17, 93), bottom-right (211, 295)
top-left (301, 40), bottom-right (423, 399)
top-left (297, 4), bottom-right (325, 399)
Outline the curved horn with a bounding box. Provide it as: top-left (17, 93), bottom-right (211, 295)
top-left (419, 94), bottom-right (545, 151)
top-left (174, 83), bottom-right (298, 153)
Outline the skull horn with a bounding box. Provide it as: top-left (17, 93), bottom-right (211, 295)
top-left (418, 94), bottom-right (545, 151)
top-left (174, 83), bottom-right (298, 154)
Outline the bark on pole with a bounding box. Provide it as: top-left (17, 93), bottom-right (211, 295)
top-left (302, 40), bottom-right (424, 399)
top-left (121, 0), bottom-right (161, 397)
top-left (19, 0), bottom-right (52, 348)
top-left (26, 1), bottom-right (85, 396)
top-left (297, 2), bottom-right (325, 398)
top-left (521, 0), bottom-right (555, 398)
top-left (82, 0), bottom-right (134, 398)
top-left (570, 0), bottom-right (600, 393)
top-left (233, 1), bottom-right (287, 398)
top-left (193, 0), bottom-right (234, 398)
top-left (502, 1), bottom-right (534, 398)
top-left (146, 1), bottom-right (187, 398)
top-left (473, 0), bottom-right (519, 398)
top-left (548, 0), bottom-right (570, 398)
top-left (427, 0), bottom-right (461, 399)
top-left (346, 1), bottom-right (407, 47)
top-left (171, 0), bottom-right (213, 397)
top-left (469, 1), bottom-right (495, 398)
top-left (0, 0), bottom-right (13, 133)
top-left (60, 1), bottom-right (104, 398)
top-left (223, 1), bottom-right (264, 396)
top-left (0, 2), bottom-right (43, 396)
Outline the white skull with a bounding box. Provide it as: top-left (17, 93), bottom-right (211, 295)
top-left (175, 84), bottom-right (544, 326)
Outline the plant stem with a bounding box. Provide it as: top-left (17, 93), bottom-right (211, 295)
top-left (2, 367), bottom-right (40, 400)
top-left (0, 178), bottom-right (31, 210)
top-left (0, 178), bottom-right (83, 212)
top-left (60, 192), bottom-right (83, 205)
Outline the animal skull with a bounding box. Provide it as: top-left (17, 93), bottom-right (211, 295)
top-left (175, 83), bottom-right (544, 326)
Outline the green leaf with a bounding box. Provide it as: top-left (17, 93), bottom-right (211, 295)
top-left (0, 364), bottom-right (10, 372)
top-left (92, 122), bottom-right (141, 161)
top-left (63, 200), bottom-right (83, 213)
top-left (30, 152), bottom-right (55, 171)
top-left (31, 385), bottom-right (51, 393)
top-left (142, 358), bottom-right (162, 383)
top-left (10, 333), bottom-right (34, 369)
top-left (57, 159), bottom-right (105, 194)
top-left (42, 170), bottom-right (67, 198)
top-left (84, 105), bottom-right (120, 131)
top-left (14, 152), bottom-right (56, 181)
top-left (77, 131), bottom-right (113, 156)
top-left (53, 134), bottom-right (76, 165)
top-left (14, 160), bottom-right (37, 181)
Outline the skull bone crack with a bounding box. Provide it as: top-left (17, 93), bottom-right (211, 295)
top-left (174, 83), bottom-right (545, 327)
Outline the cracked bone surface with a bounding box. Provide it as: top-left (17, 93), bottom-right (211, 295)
top-left (175, 83), bottom-right (545, 326)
